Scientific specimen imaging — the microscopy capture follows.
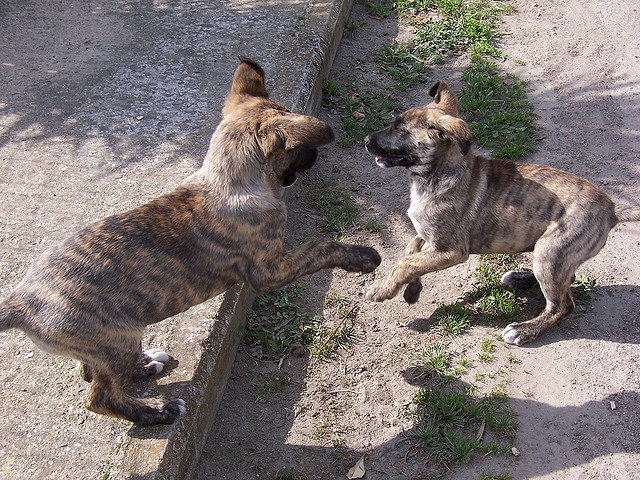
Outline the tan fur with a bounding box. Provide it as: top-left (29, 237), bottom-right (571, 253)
top-left (0, 58), bottom-right (381, 425)
top-left (364, 81), bottom-right (640, 346)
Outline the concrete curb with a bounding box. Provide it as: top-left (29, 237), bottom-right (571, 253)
top-left (111, 1), bottom-right (353, 478)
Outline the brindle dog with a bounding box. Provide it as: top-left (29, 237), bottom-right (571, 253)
top-left (0, 58), bottom-right (381, 426)
top-left (364, 80), bottom-right (640, 346)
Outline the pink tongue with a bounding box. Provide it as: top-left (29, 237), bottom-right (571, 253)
top-left (375, 156), bottom-right (382, 161)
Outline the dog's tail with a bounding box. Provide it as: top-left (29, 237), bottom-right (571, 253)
top-left (615, 203), bottom-right (640, 223)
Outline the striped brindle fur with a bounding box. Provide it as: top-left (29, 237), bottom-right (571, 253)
top-left (0, 58), bottom-right (381, 426)
top-left (364, 80), bottom-right (640, 345)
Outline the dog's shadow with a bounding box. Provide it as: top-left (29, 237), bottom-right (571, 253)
top-left (408, 283), bottom-right (640, 346)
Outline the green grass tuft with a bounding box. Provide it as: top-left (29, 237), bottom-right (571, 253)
top-left (409, 385), bottom-right (517, 465)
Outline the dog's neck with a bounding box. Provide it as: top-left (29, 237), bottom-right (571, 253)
top-left (184, 131), bottom-right (285, 213)
top-left (407, 157), bottom-right (470, 197)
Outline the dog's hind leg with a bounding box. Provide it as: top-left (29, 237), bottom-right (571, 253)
top-left (85, 368), bottom-right (185, 426)
top-left (501, 275), bottom-right (574, 346)
top-left (501, 217), bottom-right (611, 345)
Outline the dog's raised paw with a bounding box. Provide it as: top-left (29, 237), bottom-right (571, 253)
top-left (364, 281), bottom-right (395, 302)
top-left (344, 246), bottom-right (382, 273)
top-left (501, 324), bottom-right (522, 345)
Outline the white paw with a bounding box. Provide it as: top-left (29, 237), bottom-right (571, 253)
top-left (501, 271), bottom-right (516, 285)
top-left (501, 325), bottom-right (522, 345)
top-left (144, 348), bottom-right (169, 364)
top-left (145, 360), bottom-right (165, 374)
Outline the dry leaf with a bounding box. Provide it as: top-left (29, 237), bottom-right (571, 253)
top-left (476, 418), bottom-right (486, 442)
top-left (346, 454), bottom-right (366, 479)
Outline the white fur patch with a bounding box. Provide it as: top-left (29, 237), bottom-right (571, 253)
top-left (144, 348), bottom-right (169, 364)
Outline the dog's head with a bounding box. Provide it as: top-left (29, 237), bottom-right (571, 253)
top-left (364, 81), bottom-right (472, 173)
top-left (212, 57), bottom-right (334, 188)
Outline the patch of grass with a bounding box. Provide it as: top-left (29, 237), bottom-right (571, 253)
top-left (412, 343), bottom-right (451, 376)
top-left (253, 375), bottom-right (291, 403)
top-left (472, 255), bottom-right (526, 323)
top-left (460, 58), bottom-right (538, 159)
top-left (433, 302), bottom-right (473, 335)
top-left (244, 283), bottom-right (324, 360)
top-left (344, 19), bottom-right (367, 37)
top-left (473, 285), bottom-right (523, 323)
top-left (386, 0), bottom-right (538, 160)
top-left (275, 467), bottom-right (307, 480)
top-left (311, 295), bottom-right (359, 357)
top-left (376, 42), bottom-right (431, 89)
top-left (321, 79), bottom-right (340, 107)
top-left (475, 254), bottom-right (522, 286)
top-left (479, 473), bottom-right (512, 480)
top-left (432, 254), bottom-right (529, 332)
top-left (398, 0), bottom-right (513, 62)
top-left (409, 385), bottom-right (517, 465)
top-left (309, 180), bottom-right (359, 237)
top-left (361, 218), bottom-right (384, 233)
top-left (573, 274), bottom-right (596, 304)
top-left (364, 0), bottom-right (396, 18)
top-left (480, 338), bottom-right (495, 353)
top-left (340, 87), bottom-right (401, 146)
top-left (101, 461), bottom-right (111, 480)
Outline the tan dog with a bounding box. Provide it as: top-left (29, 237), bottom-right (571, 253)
top-left (364, 81), bottom-right (640, 345)
top-left (0, 58), bottom-right (381, 426)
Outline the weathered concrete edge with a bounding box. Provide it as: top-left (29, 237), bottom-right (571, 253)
top-left (117, 1), bottom-right (355, 479)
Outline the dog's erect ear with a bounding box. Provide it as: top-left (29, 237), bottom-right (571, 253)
top-left (231, 57), bottom-right (268, 98)
top-left (429, 81), bottom-right (459, 117)
top-left (439, 115), bottom-right (472, 156)
top-left (258, 113), bottom-right (335, 157)
top-left (224, 57), bottom-right (269, 115)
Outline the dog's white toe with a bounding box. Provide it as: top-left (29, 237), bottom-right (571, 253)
top-left (177, 399), bottom-right (187, 417)
top-left (144, 360), bottom-right (165, 374)
top-left (501, 325), bottom-right (521, 345)
top-left (144, 348), bottom-right (169, 364)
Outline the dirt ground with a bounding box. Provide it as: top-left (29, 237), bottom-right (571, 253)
top-left (195, 1), bottom-right (640, 479)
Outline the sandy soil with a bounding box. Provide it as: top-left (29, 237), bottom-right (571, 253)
top-left (195, 1), bottom-right (640, 479)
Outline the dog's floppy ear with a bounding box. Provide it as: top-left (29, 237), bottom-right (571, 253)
top-left (224, 57), bottom-right (269, 115)
top-left (439, 115), bottom-right (472, 156)
top-left (258, 113), bottom-right (335, 156)
top-left (429, 81), bottom-right (459, 117)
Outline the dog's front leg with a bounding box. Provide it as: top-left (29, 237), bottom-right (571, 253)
top-left (366, 247), bottom-right (467, 302)
top-left (402, 236), bottom-right (426, 304)
top-left (244, 237), bottom-right (381, 294)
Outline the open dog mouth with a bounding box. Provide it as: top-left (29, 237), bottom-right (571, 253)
top-left (374, 155), bottom-right (408, 168)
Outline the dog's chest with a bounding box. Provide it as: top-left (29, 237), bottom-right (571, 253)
top-left (407, 181), bottom-right (433, 237)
